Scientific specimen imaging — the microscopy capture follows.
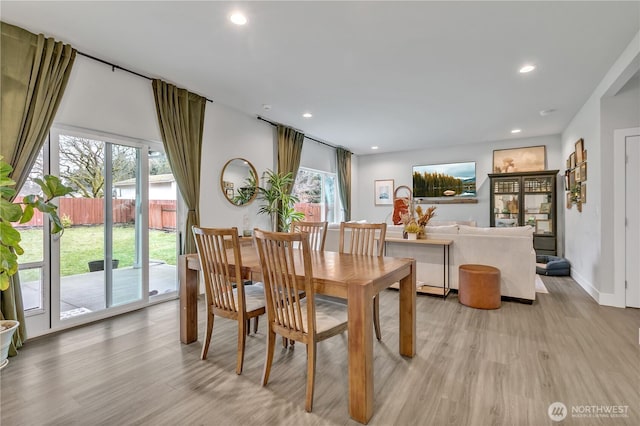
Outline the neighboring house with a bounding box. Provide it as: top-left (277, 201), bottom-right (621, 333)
top-left (113, 173), bottom-right (177, 200)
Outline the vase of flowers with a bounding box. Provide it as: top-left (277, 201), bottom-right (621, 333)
top-left (415, 205), bottom-right (437, 238)
top-left (404, 222), bottom-right (421, 240)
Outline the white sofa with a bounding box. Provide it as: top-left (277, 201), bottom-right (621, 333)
top-left (326, 223), bottom-right (536, 302)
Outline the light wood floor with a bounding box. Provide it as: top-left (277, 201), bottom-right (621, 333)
top-left (2, 276), bottom-right (639, 425)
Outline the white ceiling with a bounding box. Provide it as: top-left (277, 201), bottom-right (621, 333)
top-left (2, 1), bottom-right (639, 155)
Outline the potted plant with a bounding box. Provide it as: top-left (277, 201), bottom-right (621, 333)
top-left (257, 169), bottom-right (305, 232)
top-left (404, 222), bottom-right (421, 240)
top-left (0, 156), bottom-right (72, 369)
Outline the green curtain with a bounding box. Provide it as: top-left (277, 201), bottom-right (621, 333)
top-left (0, 22), bottom-right (76, 355)
top-left (152, 79), bottom-right (206, 255)
top-left (336, 147), bottom-right (352, 222)
top-left (276, 124), bottom-right (304, 231)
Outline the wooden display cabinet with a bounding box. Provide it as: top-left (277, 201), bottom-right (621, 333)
top-left (489, 170), bottom-right (559, 255)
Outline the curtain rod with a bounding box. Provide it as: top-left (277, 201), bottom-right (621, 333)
top-left (257, 116), bottom-right (341, 150)
top-left (77, 51), bottom-right (214, 103)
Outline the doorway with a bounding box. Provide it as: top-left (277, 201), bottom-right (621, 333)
top-left (21, 126), bottom-right (179, 336)
top-left (614, 127), bottom-right (640, 308)
top-left (625, 134), bottom-right (639, 307)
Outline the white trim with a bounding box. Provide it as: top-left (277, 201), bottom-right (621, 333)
top-left (570, 268), bottom-right (599, 302)
top-left (571, 267), bottom-right (622, 307)
top-left (28, 124), bottom-right (177, 336)
top-left (614, 127), bottom-right (640, 308)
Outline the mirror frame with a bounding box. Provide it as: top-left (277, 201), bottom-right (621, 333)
top-left (220, 158), bottom-right (259, 206)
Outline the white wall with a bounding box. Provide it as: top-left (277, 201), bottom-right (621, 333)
top-left (561, 31), bottom-right (640, 305)
top-left (54, 55), bottom-right (277, 235)
top-left (199, 103), bottom-right (274, 232)
top-left (55, 55), bottom-right (161, 142)
top-left (353, 134), bottom-right (563, 230)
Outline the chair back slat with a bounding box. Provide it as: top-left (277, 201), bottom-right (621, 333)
top-left (339, 222), bottom-right (387, 256)
top-left (291, 221), bottom-right (328, 251)
top-left (192, 227), bottom-right (245, 313)
top-left (254, 229), bottom-right (315, 336)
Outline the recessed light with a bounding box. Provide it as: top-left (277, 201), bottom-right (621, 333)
top-left (519, 64), bottom-right (536, 73)
top-left (230, 13), bottom-right (247, 25)
top-left (511, 129), bottom-right (522, 134)
top-left (302, 112), bottom-right (312, 118)
top-left (371, 146), bottom-right (379, 150)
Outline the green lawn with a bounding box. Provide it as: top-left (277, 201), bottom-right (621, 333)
top-left (18, 225), bottom-right (177, 276)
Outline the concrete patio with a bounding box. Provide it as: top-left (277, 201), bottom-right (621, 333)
top-left (22, 263), bottom-right (177, 318)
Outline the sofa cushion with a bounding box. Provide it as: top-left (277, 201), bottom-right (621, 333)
top-left (425, 224), bottom-right (459, 234)
top-left (458, 224), bottom-right (534, 236)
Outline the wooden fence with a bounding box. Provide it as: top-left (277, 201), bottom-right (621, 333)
top-left (15, 197), bottom-right (177, 230)
top-left (294, 203), bottom-right (323, 221)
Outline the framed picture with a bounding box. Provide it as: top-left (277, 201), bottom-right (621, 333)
top-left (493, 145), bottom-right (546, 173)
top-left (539, 202), bottom-right (551, 214)
top-left (581, 183), bottom-right (587, 204)
top-left (374, 179), bottom-right (394, 205)
top-left (566, 192), bottom-right (572, 209)
top-left (569, 152), bottom-right (576, 169)
top-left (569, 169), bottom-right (576, 188)
top-left (580, 162), bottom-right (587, 181)
top-left (575, 165), bottom-right (582, 182)
top-left (575, 138), bottom-right (584, 163)
top-left (535, 219), bottom-right (552, 234)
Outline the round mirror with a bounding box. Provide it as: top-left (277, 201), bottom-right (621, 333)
top-left (221, 158), bottom-right (258, 206)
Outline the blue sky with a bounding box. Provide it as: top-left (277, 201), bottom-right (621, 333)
top-left (413, 162), bottom-right (476, 180)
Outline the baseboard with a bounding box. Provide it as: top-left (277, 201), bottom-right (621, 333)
top-left (571, 268), bottom-right (624, 307)
top-left (570, 268), bottom-right (599, 302)
top-left (598, 292), bottom-right (624, 307)
top-left (448, 288), bottom-right (533, 304)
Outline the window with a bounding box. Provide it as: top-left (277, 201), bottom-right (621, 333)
top-left (292, 167), bottom-right (343, 223)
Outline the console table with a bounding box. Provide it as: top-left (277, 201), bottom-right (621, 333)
top-left (385, 237), bottom-right (452, 298)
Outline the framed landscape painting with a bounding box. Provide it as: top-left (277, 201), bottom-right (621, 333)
top-left (493, 145), bottom-right (546, 173)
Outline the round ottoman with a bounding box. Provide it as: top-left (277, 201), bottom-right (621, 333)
top-left (458, 264), bottom-right (501, 309)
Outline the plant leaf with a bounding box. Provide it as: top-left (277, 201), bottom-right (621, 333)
top-left (0, 220), bottom-right (22, 246)
top-left (43, 175), bottom-right (74, 198)
top-left (0, 197), bottom-right (24, 222)
top-left (33, 177), bottom-right (53, 199)
top-left (20, 204), bottom-right (34, 223)
top-left (0, 273), bottom-right (9, 291)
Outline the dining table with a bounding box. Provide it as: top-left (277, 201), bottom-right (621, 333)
top-left (178, 245), bottom-right (416, 424)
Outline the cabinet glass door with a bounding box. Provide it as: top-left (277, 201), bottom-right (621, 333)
top-left (524, 176), bottom-right (554, 234)
top-left (492, 177), bottom-right (520, 227)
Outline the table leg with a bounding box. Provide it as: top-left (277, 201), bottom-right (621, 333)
top-left (179, 254), bottom-right (198, 344)
top-left (348, 280), bottom-right (373, 424)
top-left (399, 260), bottom-right (417, 357)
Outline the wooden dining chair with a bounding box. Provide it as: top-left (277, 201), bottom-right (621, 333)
top-left (192, 226), bottom-right (266, 374)
top-left (290, 221), bottom-right (328, 251)
top-left (339, 222), bottom-right (387, 340)
top-left (278, 221), bottom-right (328, 349)
top-left (254, 228), bottom-right (348, 412)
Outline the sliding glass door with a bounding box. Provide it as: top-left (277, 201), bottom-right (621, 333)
top-left (22, 126), bottom-right (178, 335)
